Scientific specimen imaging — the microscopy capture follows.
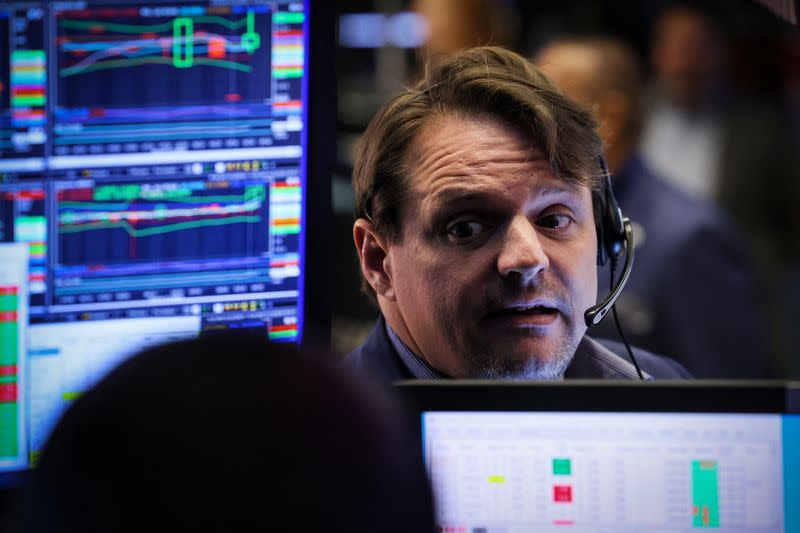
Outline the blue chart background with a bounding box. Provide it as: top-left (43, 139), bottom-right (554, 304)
top-left (58, 181), bottom-right (270, 266)
top-left (56, 6), bottom-right (271, 108)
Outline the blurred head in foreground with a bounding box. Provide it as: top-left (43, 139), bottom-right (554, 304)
top-left (20, 335), bottom-right (435, 532)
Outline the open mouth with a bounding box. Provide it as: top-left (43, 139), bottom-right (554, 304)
top-left (484, 304), bottom-right (561, 328)
top-left (495, 305), bottom-right (559, 317)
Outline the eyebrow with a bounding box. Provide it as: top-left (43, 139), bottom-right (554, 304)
top-left (428, 182), bottom-right (581, 205)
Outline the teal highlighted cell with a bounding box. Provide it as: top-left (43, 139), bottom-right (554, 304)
top-left (273, 12), bottom-right (304, 24)
top-left (692, 460), bottom-right (720, 528)
top-left (784, 415), bottom-right (800, 533)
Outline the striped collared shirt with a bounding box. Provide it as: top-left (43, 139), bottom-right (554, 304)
top-left (385, 320), bottom-right (652, 380)
top-left (385, 322), bottom-right (445, 379)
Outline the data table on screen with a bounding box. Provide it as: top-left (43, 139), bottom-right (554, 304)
top-left (423, 411), bottom-right (785, 533)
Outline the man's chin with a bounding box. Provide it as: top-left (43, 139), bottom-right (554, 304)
top-left (464, 337), bottom-right (575, 380)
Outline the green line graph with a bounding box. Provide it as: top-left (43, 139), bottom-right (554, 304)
top-left (60, 215), bottom-right (262, 237)
top-left (58, 184), bottom-right (267, 211)
top-left (61, 185), bottom-right (266, 211)
top-left (59, 10), bottom-right (262, 77)
top-left (61, 56), bottom-right (253, 77)
top-left (59, 14), bottom-right (252, 33)
top-left (59, 183), bottom-right (267, 239)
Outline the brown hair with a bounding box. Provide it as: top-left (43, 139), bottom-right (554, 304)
top-left (353, 46), bottom-right (604, 298)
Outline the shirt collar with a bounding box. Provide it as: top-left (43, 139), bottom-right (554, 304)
top-left (385, 321), bottom-right (446, 379)
top-left (384, 319), bottom-right (651, 380)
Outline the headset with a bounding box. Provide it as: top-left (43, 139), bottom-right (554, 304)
top-left (584, 156), bottom-right (643, 379)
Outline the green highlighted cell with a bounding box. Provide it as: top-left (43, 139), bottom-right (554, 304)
top-left (28, 243), bottom-right (46, 256)
top-left (12, 50), bottom-right (45, 62)
top-left (62, 391), bottom-right (82, 402)
top-left (0, 324), bottom-right (17, 366)
top-left (692, 460), bottom-right (720, 528)
top-left (270, 224), bottom-right (300, 235)
top-left (488, 475), bottom-right (505, 483)
top-left (0, 402), bottom-right (18, 458)
top-left (0, 292), bottom-right (18, 367)
top-left (268, 329), bottom-right (297, 340)
top-left (0, 293), bottom-right (18, 310)
top-left (273, 68), bottom-right (303, 79)
top-left (12, 95), bottom-right (46, 106)
top-left (29, 449), bottom-right (41, 466)
top-left (273, 12), bottom-right (304, 24)
top-left (553, 458), bottom-right (572, 475)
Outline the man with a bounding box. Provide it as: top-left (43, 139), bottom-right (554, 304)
top-left (345, 46), bottom-right (689, 381)
top-left (532, 36), bottom-right (771, 378)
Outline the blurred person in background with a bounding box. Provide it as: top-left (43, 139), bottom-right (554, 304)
top-left (410, 0), bottom-right (520, 67)
top-left (533, 35), bottom-right (771, 378)
top-left (641, 1), bottom-right (800, 376)
top-left (640, 2), bottom-right (728, 200)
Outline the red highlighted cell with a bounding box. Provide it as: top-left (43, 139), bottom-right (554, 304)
top-left (269, 324), bottom-right (297, 333)
top-left (553, 485), bottom-right (573, 503)
top-left (0, 311), bottom-right (18, 322)
top-left (0, 383), bottom-right (18, 403)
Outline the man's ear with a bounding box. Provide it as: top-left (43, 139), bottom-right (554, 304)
top-left (353, 218), bottom-right (396, 301)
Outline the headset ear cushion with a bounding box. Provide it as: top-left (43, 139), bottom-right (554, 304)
top-left (595, 156), bottom-right (626, 266)
top-left (595, 179), bottom-right (625, 266)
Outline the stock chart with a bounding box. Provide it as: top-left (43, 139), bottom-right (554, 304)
top-left (56, 5), bottom-right (271, 108)
top-left (0, 0), bottom-right (309, 476)
top-left (57, 180), bottom-right (270, 265)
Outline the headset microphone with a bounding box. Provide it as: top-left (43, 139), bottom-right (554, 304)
top-left (584, 219), bottom-right (634, 327)
top-left (584, 156), bottom-right (644, 380)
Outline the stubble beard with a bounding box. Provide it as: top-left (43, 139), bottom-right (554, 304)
top-left (462, 327), bottom-right (581, 380)
top-left (442, 281), bottom-right (585, 380)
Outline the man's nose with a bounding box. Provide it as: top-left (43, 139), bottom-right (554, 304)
top-left (497, 215), bottom-right (549, 284)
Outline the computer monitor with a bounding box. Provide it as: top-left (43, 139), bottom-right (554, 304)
top-left (0, 0), bottom-right (332, 484)
top-left (395, 380), bottom-right (800, 533)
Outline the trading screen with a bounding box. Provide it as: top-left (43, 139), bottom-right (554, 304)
top-left (0, 0), bottom-right (308, 473)
top-left (423, 411), bottom-right (793, 533)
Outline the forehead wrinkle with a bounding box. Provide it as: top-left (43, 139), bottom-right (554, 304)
top-left (419, 176), bottom-right (503, 219)
top-left (410, 138), bottom-right (551, 192)
top-left (407, 113), bottom-right (541, 175)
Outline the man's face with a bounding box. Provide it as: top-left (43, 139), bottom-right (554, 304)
top-left (384, 114), bottom-right (598, 379)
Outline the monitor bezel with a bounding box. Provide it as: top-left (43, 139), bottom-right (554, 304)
top-left (393, 380), bottom-right (796, 415)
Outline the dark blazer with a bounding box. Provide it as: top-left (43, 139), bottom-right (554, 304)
top-left (344, 316), bottom-right (691, 383)
top-left (592, 155), bottom-right (771, 378)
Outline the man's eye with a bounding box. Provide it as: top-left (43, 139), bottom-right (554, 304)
top-left (537, 214), bottom-right (572, 229)
top-left (446, 221), bottom-right (485, 241)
